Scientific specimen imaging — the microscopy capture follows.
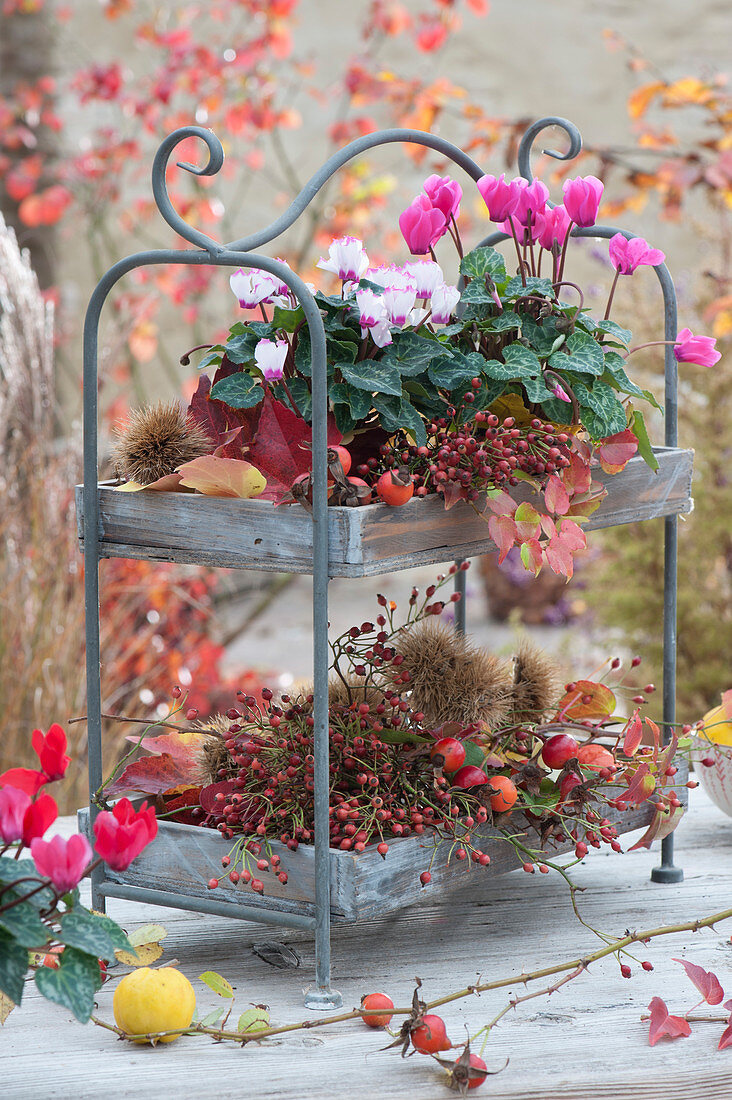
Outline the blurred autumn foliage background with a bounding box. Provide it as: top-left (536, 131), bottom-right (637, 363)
top-left (0, 0), bottom-right (729, 808)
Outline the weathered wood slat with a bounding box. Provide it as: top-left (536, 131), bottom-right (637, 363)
top-left (77, 764), bottom-right (688, 924)
top-left (75, 447), bottom-right (693, 578)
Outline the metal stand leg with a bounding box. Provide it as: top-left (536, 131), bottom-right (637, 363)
top-left (651, 514), bottom-right (683, 884)
top-left (454, 559), bottom-right (466, 635)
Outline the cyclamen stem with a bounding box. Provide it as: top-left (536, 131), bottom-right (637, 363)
top-left (604, 268), bottom-right (621, 321)
top-left (625, 339), bottom-right (679, 357)
top-left (450, 215), bottom-right (464, 260)
top-left (506, 217), bottom-right (526, 287)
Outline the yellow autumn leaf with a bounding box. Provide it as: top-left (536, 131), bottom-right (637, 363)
top-left (663, 77), bottom-right (716, 108)
top-left (627, 81), bottom-right (665, 120)
top-left (115, 923), bottom-right (168, 967)
top-left (176, 456), bottom-right (266, 499)
top-left (0, 992), bottom-right (15, 1026)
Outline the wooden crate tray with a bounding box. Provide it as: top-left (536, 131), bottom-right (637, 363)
top-left (76, 447), bottom-right (693, 578)
top-left (78, 766), bottom-right (688, 923)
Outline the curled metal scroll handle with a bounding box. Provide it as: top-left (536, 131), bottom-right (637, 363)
top-left (517, 116), bottom-right (583, 185)
top-left (151, 126), bottom-right (225, 254)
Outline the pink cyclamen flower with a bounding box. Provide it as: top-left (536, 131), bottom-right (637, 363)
top-left (317, 236), bottom-right (369, 282)
top-left (230, 268), bottom-right (278, 310)
top-left (254, 339), bottom-right (289, 381)
top-left (430, 283), bottom-right (461, 324)
top-left (382, 282), bottom-right (418, 326)
top-left (93, 798), bottom-right (157, 871)
top-left (404, 260), bottom-right (444, 299)
top-left (0, 785), bottom-right (31, 843)
top-left (398, 194), bottom-right (448, 255)
top-left (537, 204), bottom-right (572, 251)
top-left (512, 178), bottom-right (549, 229)
top-left (673, 328), bottom-right (721, 368)
top-left (608, 233), bottom-right (665, 274)
top-left (32, 723), bottom-right (70, 782)
top-left (476, 173), bottom-right (522, 223)
top-left (31, 833), bottom-right (92, 894)
top-left (422, 174), bottom-right (462, 220)
top-left (562, 175), bottom-right (604, 228)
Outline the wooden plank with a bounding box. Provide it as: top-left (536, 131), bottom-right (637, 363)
top-left (6, 786), bottom-right (730, 1100)
top-left (77, 764), bottom-right (688, 924)
top-left (75, 448), bottom-right (693, 578)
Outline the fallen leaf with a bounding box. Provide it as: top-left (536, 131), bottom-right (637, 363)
top-left (0, 993), bottom-right (15, 1026)
top-left (199, 971), bottom-right (234, 998)
top-left (126, 730), bottom-right (209, 767)
top-left (105, 752), bottom-right (199, 797)
top-left (176, 455), bottom-right (266, 498)
top-left (673, 959), bottom-right (725, 1006)
top-left (115, 924), bottom-right (168, 967)
top-left (647, 996), bottom-right (691, 1045)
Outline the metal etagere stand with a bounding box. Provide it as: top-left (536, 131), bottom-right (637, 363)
top-left (81, 116), bottom-right (685, 1010)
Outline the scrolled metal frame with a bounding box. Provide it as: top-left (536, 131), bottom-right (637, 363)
top-left (83, 115), bottom-right (682, 1011)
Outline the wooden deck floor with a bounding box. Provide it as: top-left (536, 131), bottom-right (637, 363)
top-left (4, 787), bottom-right (732, 1099)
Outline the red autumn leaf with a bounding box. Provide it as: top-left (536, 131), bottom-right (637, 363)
top-left (105, 752), bottom-right (197, 797)
top-left (519, 539), bottom-right (543, 575)
top-left (487, 513), bottom-right (517, 564)
top-left (5, 154), bottom-right (43, 201)
top-left (245, 391), bottom-right (341, 503)
top-left (125, 730), bottom-right (208, 770)
top-left (159, 784), bottom-right (203, 825)
top-left (719, 1015), bottom-right (732, 1051)
top-left (596, 429), bottom-right (639, 475)
top-left (673, 959), bottom-right (725, 1005)
top-left (199, 779), bottom-right (237, 818)
top-left (484, 488), bottom-right (517, 517)
top-left (562, 450), bottom-right (593, 496)
top-left (18, 184), bottom-right (72, 227)
top-left (513, 502), bottom-right (541, 540)
top-left (628, 801), bottom-right (684, 851)
top-left (544, 474), bottom-right (570, 515)
top-left (624, 761), bottom-right (657, 806)
top-left (647, 997), bottom-right (691, 1046)
top-left (555, 680), bottom-right (616, 720)
top-left (187, 368), bottom-right (262, 458)
top-left (623, 709), bottom-right (643, 756)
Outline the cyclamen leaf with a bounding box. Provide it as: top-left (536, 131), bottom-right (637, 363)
top-left (647, 997), bottom-right (691, 1046)
top-left (210, 372), bottom-right (265, 410)
top-left (340, 359), bottom-right (402, 396)
top-left (673, 959), bottom-right (725, 1005)
top-left (34, 947), bottom-right (100, 1024)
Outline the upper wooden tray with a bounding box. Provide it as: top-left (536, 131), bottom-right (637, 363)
top-left (76, 446), bottom-right (693, 578)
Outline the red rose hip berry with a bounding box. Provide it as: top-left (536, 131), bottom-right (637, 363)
top-left (430, 737), bottom-right (466, 774)
top-left (541, 733), bottom-right (579, 769)
top-left (411, 1013), bottom-right (451, 1054)
top-left (360, 992), bottom-right (394, 1028)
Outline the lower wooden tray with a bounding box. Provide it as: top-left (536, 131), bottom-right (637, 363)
top-left (78, 766), bottom-right (688, 923)
top-left (76, 447), bottom-right (693, 578)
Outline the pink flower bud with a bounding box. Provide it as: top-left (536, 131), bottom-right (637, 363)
top-left (398, 194), bottom-right (448, 255)
top-left (550, 381), bottom-right (572, 403)
top-left (0, 786), bottom-right (31, 844)
top-left (608, 233), bottom-right (665, 274)
top-left (476, 173), bottom-right (522, 223)
top-left (673, 328), bottom-right (721, 368)
top-left (31, 833), bottom-right (92, 894)
top-left (562, 175), bottom-right (604, 228)
top-left (513, 179), bottom-right (549, 229)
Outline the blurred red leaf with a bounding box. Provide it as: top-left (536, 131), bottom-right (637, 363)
top-left (18, 184), bottom-right (72, 227)
top-left (105, 752), bottom-right (198, 797)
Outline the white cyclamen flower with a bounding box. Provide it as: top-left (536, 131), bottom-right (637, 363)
top-left (356, 288), bottom-right (393, 347)
top-left (230, 268), bottom-right (278, 309)
top-left (405, 260), bottom-right (444, 299)
top-left (430, 283), bottom-right (461, 324)
top-left (254, 339), bottom-right (289, 382)
top-left (316, 236), bottom-right (369, 282)
top-left (382, 283), bottom-right (417, 326)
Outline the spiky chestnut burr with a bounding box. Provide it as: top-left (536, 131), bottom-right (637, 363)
top-left (508, 638), bottom-right (561, 723)
top-left (113, 399), bottom-right (211, 485)
top-left (390, 619), bottom-right (514, 729)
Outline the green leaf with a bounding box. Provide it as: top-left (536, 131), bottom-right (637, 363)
top-left (471, 377), bottom-right (508, 410)
top-left (427, 350), bottom-right (483, 390)
top-left (539, 395), bottom-right (575, 424)
top-left (575, 380), bottom-right (628, 436)
top-left (396, 398), bottom-right (428, 448)
top-left (459, 246), bottom-right (507, 285)
top-left (519, 316), bottom-right (564, 357)
top-left (383, 331), bottom-right (448, 377)
top-left (461, 740), bottom-right (486, 771)
top-left (484, 310), bottom-right (521, 333)
top-left (34, 947), bottom-right (100, 1023)
top-left (195, 348), bottom-right (224, 372)
top-left (327, 338), bottom-right (359, 364)
top-left (629, 409), bottom-right (660, 472)
top-left (223, 332), bottom-right (258, 366)
top-left (58, 909), bottom-right (132, 961)
top-left (272, 305), bottom-right (304, 332)
top-left (199, 970), bottom-right (234, 998)
top-left (314, 290), bottom-right (348, 314)
top-left (603, 352), bottom-right (663, 410)
top-left (402, 378), bottom-right (443, 415)
top-left (210, 372), bottom-right (264, 409)
top-left (521, 373), bottom-right (553, 404)
top-left (0, 858), bottom-right (54, 909)
top-left (332, 403), bottom-right (357, 435)
top-left (340, 359), bottom-right (402, 397)
top-left (549, 331), bottom-right (605, 376)
top-left (238, 1006), bottom-right (271, 1034)
top-left (199, 1006), bottom-right (226, 1027)
top-left (378, 727), bottom-right (431, 745)
top-left (593, 318), bottom-right (632, 346)
top-left (285, 376), bottom-right (312, 422)
top-left (0, 929), bottom-right (28, 1004)
top-left (0, 896), bottom-right (49, 949)
top-left (459, 280), bottom-right (496, 307)
top-left (504, 275), bottom-right (554, 299)
top-left (503, 342), bottom-right (543, 375)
